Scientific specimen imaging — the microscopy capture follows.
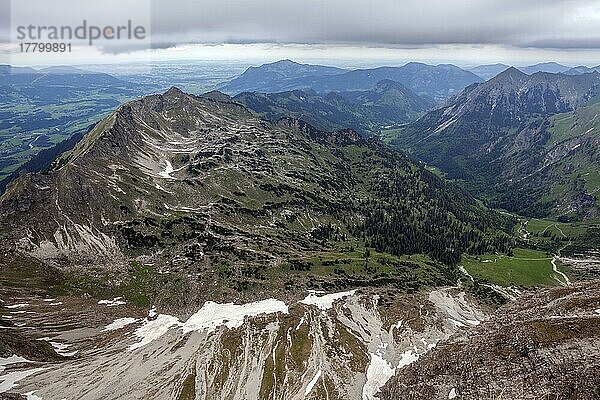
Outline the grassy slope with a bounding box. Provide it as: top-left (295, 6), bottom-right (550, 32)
top-left (462, 248), bottom-right (562, 287)
top-left (544, 103), bottom-right (600, 205)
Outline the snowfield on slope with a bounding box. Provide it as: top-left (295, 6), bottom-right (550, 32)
top-left (129, 299), bottom-right (288, 350)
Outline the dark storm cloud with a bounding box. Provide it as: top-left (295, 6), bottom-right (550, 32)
top-left (146, 0), bottom-right (600, 50)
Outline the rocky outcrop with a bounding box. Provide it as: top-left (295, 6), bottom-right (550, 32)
top-left (380, 281), bottom-right (600, 400)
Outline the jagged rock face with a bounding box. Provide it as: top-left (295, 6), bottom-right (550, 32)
top-left (380, 281), bottom-right (600, 400)
top-left (3, 286), bottom-right (487, 400)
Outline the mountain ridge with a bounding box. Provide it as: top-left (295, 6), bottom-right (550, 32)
top-left (230, 79), bottom-right (435, 135)
top-left (1, 87), bottom-right (514, 307)
top-left (388, 70), bottom-right (600, 219)
top-left (220, 60), bottom-right (483, 102)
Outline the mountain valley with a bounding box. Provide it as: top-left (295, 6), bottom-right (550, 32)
top-left (0, 61), bottom-right (599, 400)
top-left (387, 68), bottom-right (600, 221)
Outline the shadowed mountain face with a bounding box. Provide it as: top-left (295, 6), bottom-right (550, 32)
top-left (380, 281), bottom-right (600, 400)
top-left (231, 79), bottom-right (435, 135)
top-left (388, 68), bottom-right (600, 219)
top-left (220, 61), bottom-right (483, 102)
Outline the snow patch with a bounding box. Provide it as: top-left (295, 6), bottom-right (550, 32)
top-left (35, 338), bottom-right (76, 357)
top-left (98, 297), bottom-right (126, 307)
top-left (362, 353), bottom-right (395, 400)
top-left (362, 344), bottom-right (424, 400)
top-left (128, 314), bottom-right (180, 351)
top-left (0, 355), bottom-right (32, 373)
top-left (449, 387), bottom-right (458, 399)
top-left (5, 303), bottom-right (29, 309)
top-left (182, 299), bottom-right (288, 334)
top-left (396, 348), bottom-right (420, 368)
top-left (49, 342), bottom-right (77, 357)
top-left (24, 391), bottom-right (43, 400)
top-left (128, 299), bottom-right (288, 350)
top-left (0, 356), bottom-right (45, 393)
top-left (304, 369), bottom-right (322, 396)
top-left (102, 317), bottom-right (138, 332)
top-left (299, 290), bottom-right (356, 311)
top-left (0, 368), bottom-right (46, 393)
top-left (158, 160), bottom-right (175, 179)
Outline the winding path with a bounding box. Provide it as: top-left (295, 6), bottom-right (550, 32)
top-left (551, 255), bottom-right (571, 286)
top-left (549, 223), bottom-right (572, 286)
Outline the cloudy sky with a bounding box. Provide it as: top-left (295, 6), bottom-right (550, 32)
top-left (2, 0), bottom-right (600, 66)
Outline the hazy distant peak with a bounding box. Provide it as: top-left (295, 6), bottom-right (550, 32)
top-left (518, 62), bottom-right (570, 75)
top-left (493, 66), bottom-right (528, 80)
top-left (164, 86), bottom-right (185, 96)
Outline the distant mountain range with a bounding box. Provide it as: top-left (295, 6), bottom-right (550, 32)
top-left (215, 59), bottom-right (345, 93)
top-left (467, 64), bottom-right (511, 80)
top-left (220, 59), bottom-right (600, 102)
top-left (228, 79), bottom-right (435, 135)
top-left (220, 60), bottom-right (483, 102)
top-left (468, 62), bottom-right (600, 80)
top-left (565, 65), bottom-right (600, 75)
top-left (387, 67), bottom-right (600, 219)
top-left (0, 64), bottom-right (128, 87)
top-left (518, 62), bottom-right (571, 75)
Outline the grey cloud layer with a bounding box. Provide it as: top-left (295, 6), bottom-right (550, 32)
top-left (147, 0), bottom-right (599, 49)
top-left (1, 0), bottom-right (598, 50)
